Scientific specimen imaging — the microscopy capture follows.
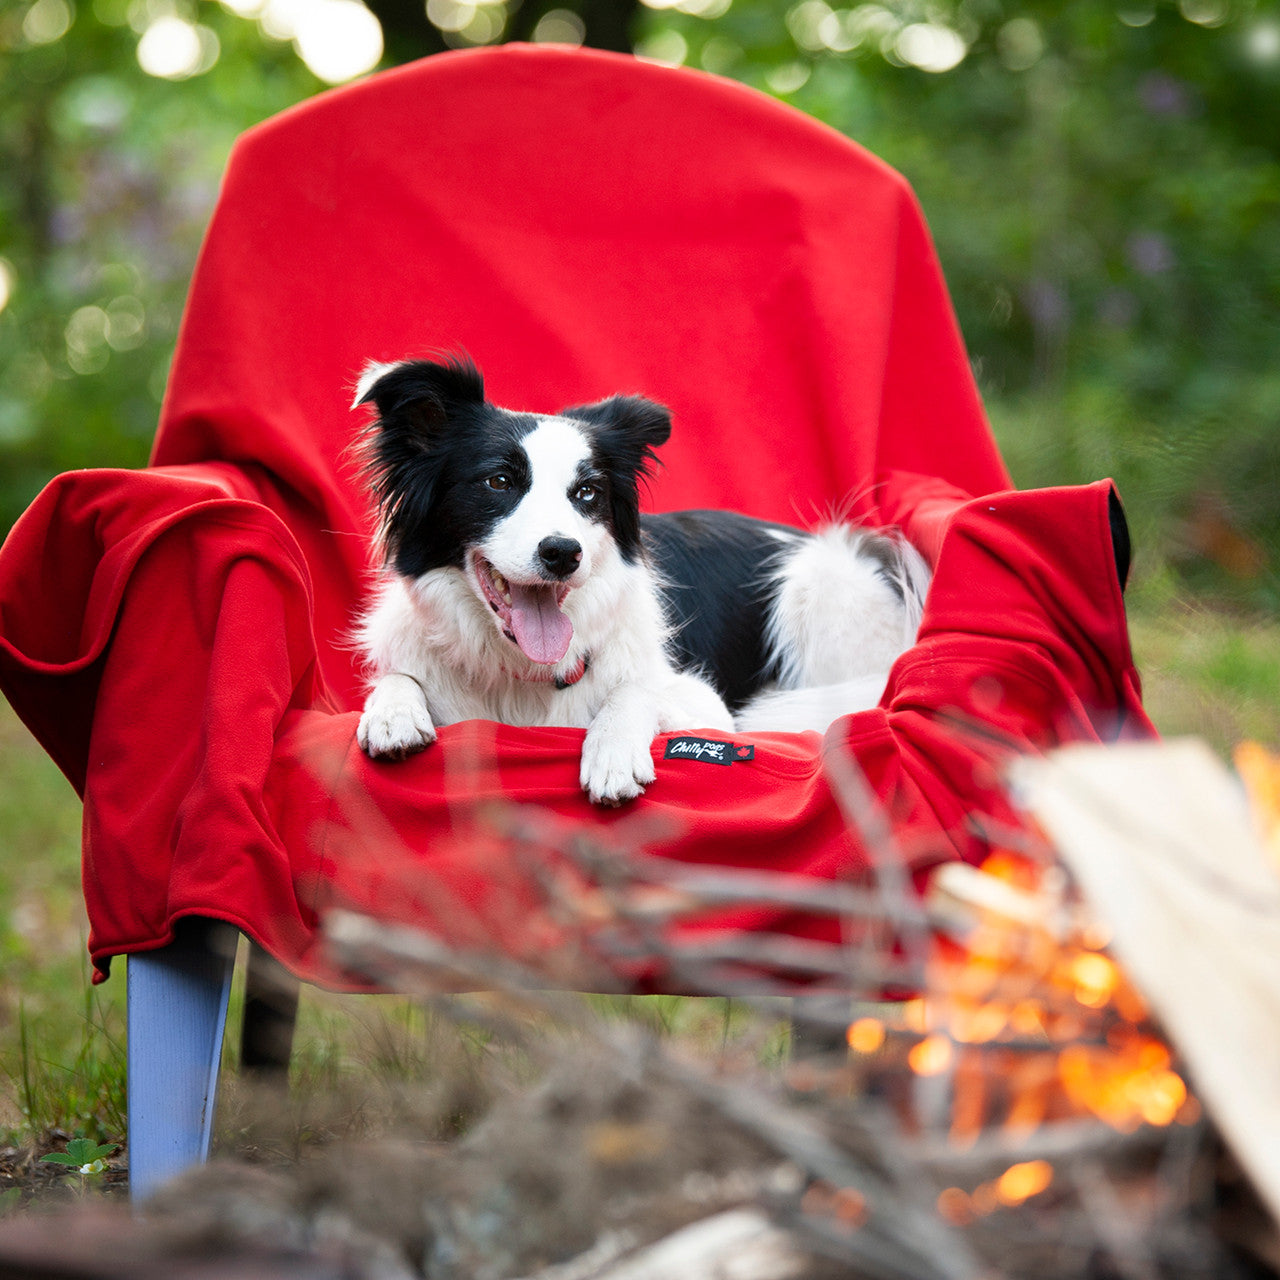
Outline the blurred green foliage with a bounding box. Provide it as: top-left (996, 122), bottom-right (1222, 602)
top-left (655, 0), bottom-right (1280, 608)
top-left (0, 0), bottom-right (321, 525)
top-left (1, 0), bottom-right (1277, 606)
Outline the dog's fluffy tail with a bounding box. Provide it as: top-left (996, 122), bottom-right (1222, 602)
top-left (734, 675), bottom-right (892, 734)
top-left (734, 527), bottom-right (930, 734)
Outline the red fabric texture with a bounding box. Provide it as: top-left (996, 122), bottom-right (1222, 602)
top-left (0, 46), bottom-right (1152, 988)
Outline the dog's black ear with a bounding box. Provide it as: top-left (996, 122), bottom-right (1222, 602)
top-left (562, 394), bottom-right (672, 478)
top-left (562, 394), bottom-right (672, 563)
top-left (354, 355), bottom-right (485, 572)
top-left (354, 355), bottom-right (485, 436)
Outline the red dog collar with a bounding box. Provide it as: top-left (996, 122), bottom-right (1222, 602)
top-left (505, 652), bottom-right (590, 689)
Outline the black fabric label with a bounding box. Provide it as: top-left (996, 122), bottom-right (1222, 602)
top-left (663, 737), bottom-right (755, 766)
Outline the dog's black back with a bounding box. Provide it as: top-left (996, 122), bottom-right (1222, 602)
top-left (642, 510), bottom-right (799, 712)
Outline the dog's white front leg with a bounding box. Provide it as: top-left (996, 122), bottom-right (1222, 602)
top-left (580, 684), bottom-right (659, 807)
top-left (357, 672), bottom-right (437, 759)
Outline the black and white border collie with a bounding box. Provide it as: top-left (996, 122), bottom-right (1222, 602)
top-left (354, 356), bottom-right (930, 805)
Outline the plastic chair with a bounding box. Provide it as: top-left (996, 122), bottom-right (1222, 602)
top-left (0, 45), bottom-right (1153, 1199)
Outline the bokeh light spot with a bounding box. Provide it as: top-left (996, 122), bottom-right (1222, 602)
top-left (531, 8), bottom-right (585, 44)
top-left (1118, 4), bottom-right (1155, 26)
top-left (846, 1016), bottom-right (885, 1054)
top-left (635, 27), bottom-right (686, 64)
top-left (896, 22), bottom-right (966, 72)
top-left (294, 0), bottom-right (383, 83)
top-left (908, 1033), bottom-right (953, 1076)
top-left (137, 15), bottom-right (219, 79)
top-left (766, 60), bottom-right (811, 94)
top-left (23, 0), bottom-right (74, 45)
top-left (997, 17), bottom-right (1043, 71)
top-left (426, 0), bottom-right (474, 33)
top-left (996, 1159), bottom-right (1054, 1206)
top-left (699, 34), bottom-right (741, 72)
top-left (1179, 0), bottom-right (1229, 27)
top-left (1246, 19), bottom-right (1280, 62)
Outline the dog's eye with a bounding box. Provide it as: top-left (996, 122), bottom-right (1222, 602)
top-left (485, 474), bottom-right (511, 491)
top-left (575, 483), bottom-right (599, 503)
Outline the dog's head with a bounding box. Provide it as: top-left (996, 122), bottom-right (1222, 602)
top-left (355, 355), bottom-right (671, 666)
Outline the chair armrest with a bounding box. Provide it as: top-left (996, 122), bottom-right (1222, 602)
top-left (0, 462), bottom-right (317, 794)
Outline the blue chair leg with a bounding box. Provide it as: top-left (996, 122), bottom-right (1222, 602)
top-left (126, 925), bottom-right (235, 1201)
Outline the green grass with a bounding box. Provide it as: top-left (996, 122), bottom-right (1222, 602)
top-left (13, 987), bottom-right (125, 1147)
top-left (0, 703), bottom-right (125, 1145)
top-left (1127, 580), bottom-right (1280, 753)
top-left (0, 593), bottom-right (1277, 1159)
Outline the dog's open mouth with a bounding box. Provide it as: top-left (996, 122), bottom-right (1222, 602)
top-left (473, 554), bottom-right (573, 666)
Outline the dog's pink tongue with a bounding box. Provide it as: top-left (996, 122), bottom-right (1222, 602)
top-left (509, 582), bottom-right (573, 665)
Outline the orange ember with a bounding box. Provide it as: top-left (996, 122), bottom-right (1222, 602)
top-left (996, 1159), bottom-right (1054, 1206)
top-left (908, 1033), bottom-right (953, 1076)
top-left (847, 1016), bottom-right (886, 1055)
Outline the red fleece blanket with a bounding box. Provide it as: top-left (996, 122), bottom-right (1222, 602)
top-left (0, 47), bottom-right (1154, 988)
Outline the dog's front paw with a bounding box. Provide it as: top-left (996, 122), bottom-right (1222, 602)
top-left (358, 675), bottom-right (437, 760)
top-left (358, 702), bottom-right (437, 759)
top-left (580, 726), bottom-right (657, 807)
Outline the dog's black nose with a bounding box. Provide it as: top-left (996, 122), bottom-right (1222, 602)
top-left (537, 536), bottom-right (582, 579)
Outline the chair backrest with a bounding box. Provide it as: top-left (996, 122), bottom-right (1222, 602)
top-left (152, 44), bottom-right (1007, 707)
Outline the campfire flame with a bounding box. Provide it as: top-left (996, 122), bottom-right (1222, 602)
top-left (906, 849), bottom-right (1197, 1147)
